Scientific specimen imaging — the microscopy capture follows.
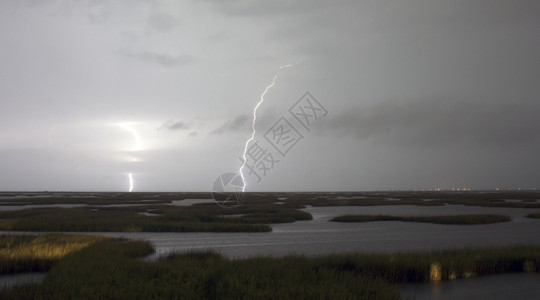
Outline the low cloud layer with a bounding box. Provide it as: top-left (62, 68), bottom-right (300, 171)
top-left (121, 50), bottom-right (194, 68)
top-left (324, 98), bottom-right (540, 148)
top-left (211, 115), bottom-right (250, 134)
top-left (160, 120), bottom-right (190, 131)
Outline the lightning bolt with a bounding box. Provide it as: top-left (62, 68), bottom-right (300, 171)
top-left (239, 63), bottom-right (295, 192)
top-left (118, 122), bottom-right (142, 192)
top-left (128, 172), bottom-right (134, 192)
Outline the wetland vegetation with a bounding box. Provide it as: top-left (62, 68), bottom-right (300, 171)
top-left (0, 191), bottom-right (539, 298)
top-left (2, 191), bottom-right (539, 209)
top-left (0, 203), bottom-right (312, 233)
top-left (0, 234), bottom-right (109, 274)
top-left (1, 234), bottom-right (539, 299)
top-left (0, 191), bottom-right (538, 233)
top-left (331, 214), bottom-right (512, 225)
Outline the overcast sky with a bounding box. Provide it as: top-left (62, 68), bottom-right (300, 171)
top-left (1, 0), bottom-right (538, 192)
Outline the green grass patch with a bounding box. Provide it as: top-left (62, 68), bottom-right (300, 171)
top-left (1, 237), bottom-right (539, 299)
top-left (331, 214), bottom-right (511, 225)
top-left (0, 234), bottom-right (110, 274)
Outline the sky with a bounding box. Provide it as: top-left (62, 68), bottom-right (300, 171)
top-left (0, 0), bottom-right (539, 192)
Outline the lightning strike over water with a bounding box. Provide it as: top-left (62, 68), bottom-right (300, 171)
top-left (118, 123), bottom-right (141, 192)
top-left (128, 173), bottom-right (134, 192)
top-left (239, 64), bottom-right (295, 192)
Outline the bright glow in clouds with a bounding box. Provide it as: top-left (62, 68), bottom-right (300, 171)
top-left (118, 123), bottom-right (143, 151)
top-left (239, 64), bottom-right (295, 192)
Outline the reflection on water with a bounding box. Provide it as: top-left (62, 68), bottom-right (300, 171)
top-left (170, 199), bottom-right (214, 206)
top-left (0, 272), bottom-right (46, 289)
top-left (400, 273), bottom-right (540, 300)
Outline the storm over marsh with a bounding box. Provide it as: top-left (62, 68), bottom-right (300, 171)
top-left (1, 1), bottom-right (539, 297)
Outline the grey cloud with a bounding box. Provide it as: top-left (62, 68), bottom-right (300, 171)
top-left (211, 115), bottom-right (250, 134)
top-left (205, 0), bottom-right (334, 17)
top-left (205, 31), bottom-right (227, 41)
top-left (139, 51), bottom-right (193, 67)
top-left (210, 110), bottom-right (281, 135)
top-left (160, 120), bottom-right (190, 131)
top-left (147, 13), bottom-right (180, 33)
top-left (122, 50), bottom-right (194, 68)
top-left (1, 0), bottom-right (538, 191)
top-left (323, 98), bottom-right (540, 148)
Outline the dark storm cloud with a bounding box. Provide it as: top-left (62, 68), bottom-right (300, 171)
top-left (324, 98), bottom-right (540, 148)
top-left (122, 50), bottom-right (194, 68)
top-left (211, 115), bottom-right (250, 134)
top-left (160, 120), bottom-right (189, 131)
top-left (211, 110), bottom-right (281, 135)
top-left (1, 0), bottom-right (538, 191)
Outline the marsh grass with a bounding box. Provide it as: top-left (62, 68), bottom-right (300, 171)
top-left (527, 212), bottom-right (540, 219)
top-left (1, 190), bottom-right (535, 233)
top-left (315, 245), bottom-right (540, 283)
top-left (0, 203), bottom-right (312, 232)
top-left (1, 238), bottom-right (539, 299)
top-left (0, 192), bottom-right (212, 206)
top-left (0, 207), bottom-right (271, 232)
top-left (0, 234), bottom-right (109, 274)
top-left (331, 214), bottom-right (511, 225)
top-left (281, 191), bottom-right (540, 208)
top-left (4, 191), bottom-right (540, 209)
top-left (0, 240), bottom-right (396, 299)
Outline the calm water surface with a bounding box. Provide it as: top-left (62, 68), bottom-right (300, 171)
top-left (86, 205), bottom-right (540, 259)
top-left (1, 204), bottom-right (538, 258)
top-left (0, 272), bottom-right (46, 289)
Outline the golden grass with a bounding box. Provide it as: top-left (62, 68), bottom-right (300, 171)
top-left (0, 234), bottom-right (110, 274)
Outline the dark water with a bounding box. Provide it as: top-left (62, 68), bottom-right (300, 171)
top-left (2, 204), bottom-right (538, 258)
top-left (89, 205), bottom-right (540, 258)
top-left (400, 273), bottom-right (540, 300)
